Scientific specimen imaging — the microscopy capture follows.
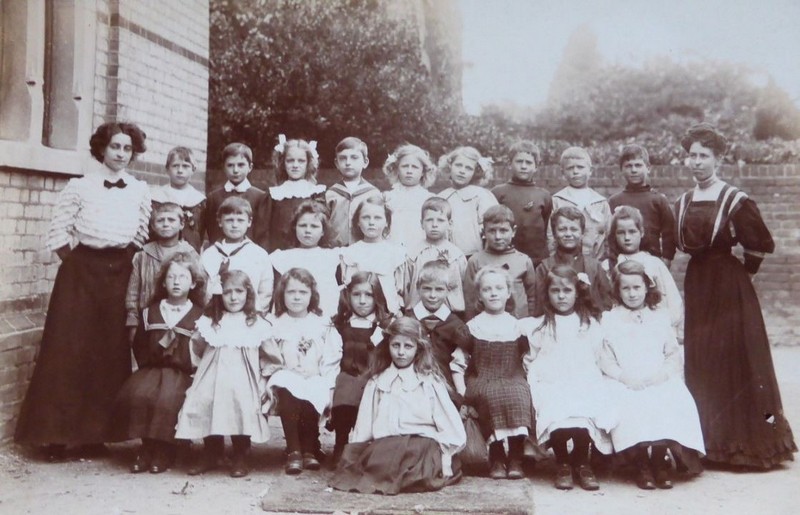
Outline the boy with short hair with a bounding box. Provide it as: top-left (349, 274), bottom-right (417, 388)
top-left (126, 202), bottom-right (200, 340)
top-left (200, 197), bottom-right (273, 312)
top-left (150, 146), bottom-right (206, 252)
top-left (534, 206), bottom-right (612, 316)
top-left (548, 147), bottom-right (611, 259)
top-left (325, 137), bottom-right (379, 246)
top-left (204, 143), bottom-right (265, 245)
top-left (463, 205), bottom-right (536, 319)
top-left (608, 144), bottom-right (676, 268)
top-left (491, 141), bottom-right (552, 267)
top-left (406, 197), bottom-right (468, 315)
top-left (405, 260), bottom-right (467, 401)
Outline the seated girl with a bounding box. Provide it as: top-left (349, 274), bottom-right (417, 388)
top-left (329, 317), bottom-right (466, 495)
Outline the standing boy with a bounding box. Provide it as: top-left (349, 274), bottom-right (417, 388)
top-left (406, 197), bottom-right (468, 316)
top-left (325, 137), bottom-right (379, 246)
top-left (608, 144), bottom-right (676, 268)
top-left (205, 143), bottom-right (265, 245)
top-left (534, 206), bottom-right (612, 316)
top-left (548, 147), bottom-right (611, 259)
top-left (492, 141), bottom-right (552, 267)
top-left (200, 197), bottom-right (273, 313)
top-left (463, 205), bottom-right (536, 319)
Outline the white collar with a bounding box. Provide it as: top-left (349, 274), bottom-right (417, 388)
top-left (269, 179), bottom-right (325, 200)
top-left (375, 363), bottom-right (423, 392)
top-left (350, 313), bottom-right (377, 328)
top-left (412, 302), bottom-right (451, 321)
top-left (443, 185), bottom-right (481, 201)
top-left (553, 187), bottom-right (606, 208)
top-left (93, 162), bottom-right (132, 184)
top-left (224, 178), bottom-right (252, 193)
top-left (151, 183), bottom-right (205, 207)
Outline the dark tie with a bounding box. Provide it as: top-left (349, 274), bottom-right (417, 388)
top-left (421, 315), bottom-right (439, 331)
top-left (103, 178), bottom-right (127, 189)
top-left (215, 241), bottom-right (249, 275)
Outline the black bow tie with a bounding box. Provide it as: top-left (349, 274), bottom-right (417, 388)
top-left (104, 178), bottom-right (127, 189)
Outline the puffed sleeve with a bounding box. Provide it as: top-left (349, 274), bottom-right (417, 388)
top-left (133, 185), bottom-right (152, 248)
top-left (597, 335), bottom-right (623, 381)
top-left (732, 198), bottom-right (775, 274)
top-left (656, 194), bottom-right (677, 260)
top-left (660, 320), bottom-right (683, 380)
top-left (189, 331), bottom-right (209, 368)
top-left (319, 324), bottom-right (344, 388)
top-left (522, 317), bottom-right (544, 372)
top-left (46, 179), bottom-right (81, 251)
top-left (351, 377), bottom-right (379, 443)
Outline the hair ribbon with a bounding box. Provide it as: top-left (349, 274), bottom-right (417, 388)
top-left (274, 134), bottom-right (287, 153)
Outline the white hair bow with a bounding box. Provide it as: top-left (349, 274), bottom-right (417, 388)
top-left (274, 134), bottom-right (287, 153)
top-left (477, 156), bottom-right (493, 171)
top-left (577, 272), bottom-right (591, 286)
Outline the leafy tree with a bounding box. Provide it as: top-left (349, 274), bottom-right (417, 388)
top-left (208, 0), bottom-right (462, 172)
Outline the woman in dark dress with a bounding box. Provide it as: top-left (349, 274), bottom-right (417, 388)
top-left (14, 122), bottom-right (152, 461)
top-left (675, 122), bottom-right (796, 468)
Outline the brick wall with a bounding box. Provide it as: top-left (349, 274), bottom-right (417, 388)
top-left (0, 0), bottom-right (209, 444)
top-left (242, 162), bottom-right (800, 346)
top-left (509, 163), bottom-right (800, 347)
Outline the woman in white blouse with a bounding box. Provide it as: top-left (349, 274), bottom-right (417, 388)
top-left (15, 122), bottom-right (152, 461)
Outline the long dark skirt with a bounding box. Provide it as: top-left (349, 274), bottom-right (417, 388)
top-left (684, 252), bottom-right (796, 468)
top-left (14, 245), bottom-right (134, 446)
top-left (330, 435), bottom-right (462, 495)
top-left (109, 366), bottom-right (192, 442)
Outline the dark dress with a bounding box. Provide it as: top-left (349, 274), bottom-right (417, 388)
top-left (676, 183), bottom-right (796, 467)
top-left (333, 435), bottom-right (459, 494)
top-left (331, 323), bottom-right (376, 412)
top-left (458, 328), bottom-right (534, 439)
top-left (15, 245), bottom-right (135, 446)
top-left (110, 302), bottom-right (203, 442)
top-left (258, 186), bottom-right (326, 252)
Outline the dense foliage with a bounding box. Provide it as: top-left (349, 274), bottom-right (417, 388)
top-left (209, 0), bottom-right (463, 169)
top-left (208, 2), bottom-right (800, 170)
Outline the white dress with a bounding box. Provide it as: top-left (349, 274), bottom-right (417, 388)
top-left (270, 247), bottom-right (342, 318)
top-left (383, 184), bottom-right (433, 249)
top-left (340, 240), bottom-right (409, 314)
top-left (524, 314), bottom-right (616, 453)
top-left (606, 251), bottom-right (684, 335)
top-left (175, 312), bottom-right (273, 442)
top-left (264, 313), bottom-right (343, 415)
top-left (599, 306), bottom-right (705, 454)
